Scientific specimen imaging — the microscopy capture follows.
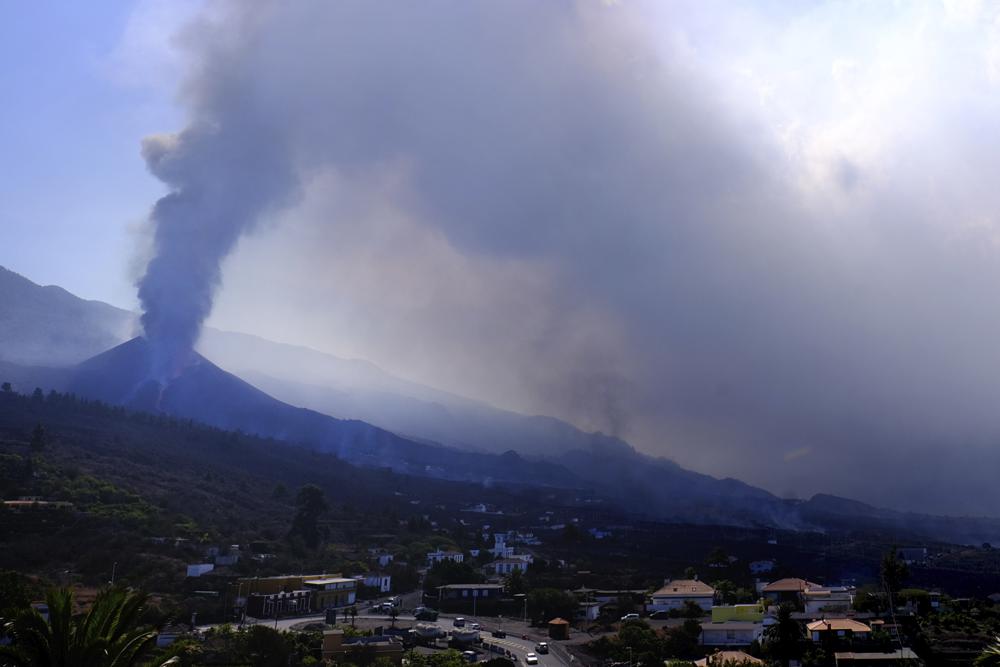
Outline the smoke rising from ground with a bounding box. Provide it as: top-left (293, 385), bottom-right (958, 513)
top-left (138, 0), bottom-right (1000, 513)
top-left (136, 116), bottom-right (296, 379)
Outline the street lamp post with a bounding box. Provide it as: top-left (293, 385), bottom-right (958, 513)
top-left (514, 593), bottom-right (528, 625)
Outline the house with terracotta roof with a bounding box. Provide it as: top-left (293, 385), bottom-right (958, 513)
top-left (806, 618), bottom-right (871, 642)
top-left (762, 578), bottom-right (822, 606)
top-left (649, 579), bottom-right (716, 612)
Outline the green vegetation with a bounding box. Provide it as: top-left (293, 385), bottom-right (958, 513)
top-left (289, 484), bottom-right (329, 549)
top-left (404, 649), bottom-right (468, 667)
top-left (0, 386), bottom-right (532, 610)
top-left (151, 624), bottom-right (323, 667)
top-left (0, 587), bottom-right (165, 666)
top-left (423, 560), bottom-right (483, 594)
top-left (587, 619), bottom-right (704, 665)
top-left (763, 604), bottom-right (802, 667)
top-left (977, 636), bottom-right (1000, 666)
top-left (880, 547), bottom-right (910, 593)
top-left (525, 588), bottom-right (577, 624)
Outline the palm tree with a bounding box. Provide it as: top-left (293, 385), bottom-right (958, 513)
top-left (764, 603), bottom-right (802, 667)
top-left (976, 636), bottom-right (1000, 666)
top-left (0, 587), bottom-right (171, 667)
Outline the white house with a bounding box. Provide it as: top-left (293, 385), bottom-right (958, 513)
top-left (491, 534), bottom-right (514, 558)
top-left (186, 563), bottom-right (215, 577)
top-left (370, 550), bottom-right (394, 568)
top-left (803, 586), bottom-right (855, 616)
top-left (648, 579), bottom-right (716, 612)
top-left (700, 621), bottom-right (764, 646)
top-left (427, 550), bottom-right (465, 566)
top-left (576, 601), bottom-right (603, 622)
top-left (493, 558), bottom-right (529, 576)
top-left (215, 545), bottom-right (241, 566)
top-left (359, 573), bottom-right (392, 594)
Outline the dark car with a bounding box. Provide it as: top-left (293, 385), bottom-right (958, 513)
top-left (415, 608), bottom-right (439, 621)
top-left (491, 629), bottom-right (507, 638)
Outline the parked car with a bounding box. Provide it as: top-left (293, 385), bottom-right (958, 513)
top-left (462, 651), bottom-right (477, 663)
top-left (470, 622), bottom-right (481, 630)
top-left (454, 617), bottom-right (467, 627)
top-left (620, 613), bottom-right (640, 622)
top-left (491, 629), bottom-right (507, 638)
top-left (525, 653), bottom-right (539, 665)
top-left (535, 643), bottom-right (549, 654)
top-left (415, 607), bottom-right (439, 621)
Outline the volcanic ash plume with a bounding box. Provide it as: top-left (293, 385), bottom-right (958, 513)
top-left (135, 121), bottom-right (296, 382)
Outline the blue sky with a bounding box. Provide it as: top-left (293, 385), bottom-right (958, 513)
top-left (0, 1), bottom-right (182, 307)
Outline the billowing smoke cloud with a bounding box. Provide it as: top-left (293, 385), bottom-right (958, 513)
top-left (139, 0), bottom-right (1000, 514)
top-left (137, 116), bottom-right (296, 379)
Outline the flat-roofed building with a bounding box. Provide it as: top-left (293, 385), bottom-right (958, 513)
top-left (304, 577), bottom-right (358, 610)
top-left (804, 586), bottom-right (855, 615)
top-left (700, 621), bottom-right (764, 646)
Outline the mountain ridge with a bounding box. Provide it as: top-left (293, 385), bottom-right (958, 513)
top-left (6, 264), bottom-right (1000, 542)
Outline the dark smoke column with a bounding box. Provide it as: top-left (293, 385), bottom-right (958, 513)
top-left (136, 121), bottom-right (296, 382)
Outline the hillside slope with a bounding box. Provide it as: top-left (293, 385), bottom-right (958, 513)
top-left (0, 264), bottom-right (654, 460)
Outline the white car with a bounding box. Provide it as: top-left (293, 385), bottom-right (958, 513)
top-left (525, 654), bottom-right (539, 665)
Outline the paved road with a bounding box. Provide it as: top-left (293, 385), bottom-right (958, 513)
top-left (207, 609), bottom-right (574, 667)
